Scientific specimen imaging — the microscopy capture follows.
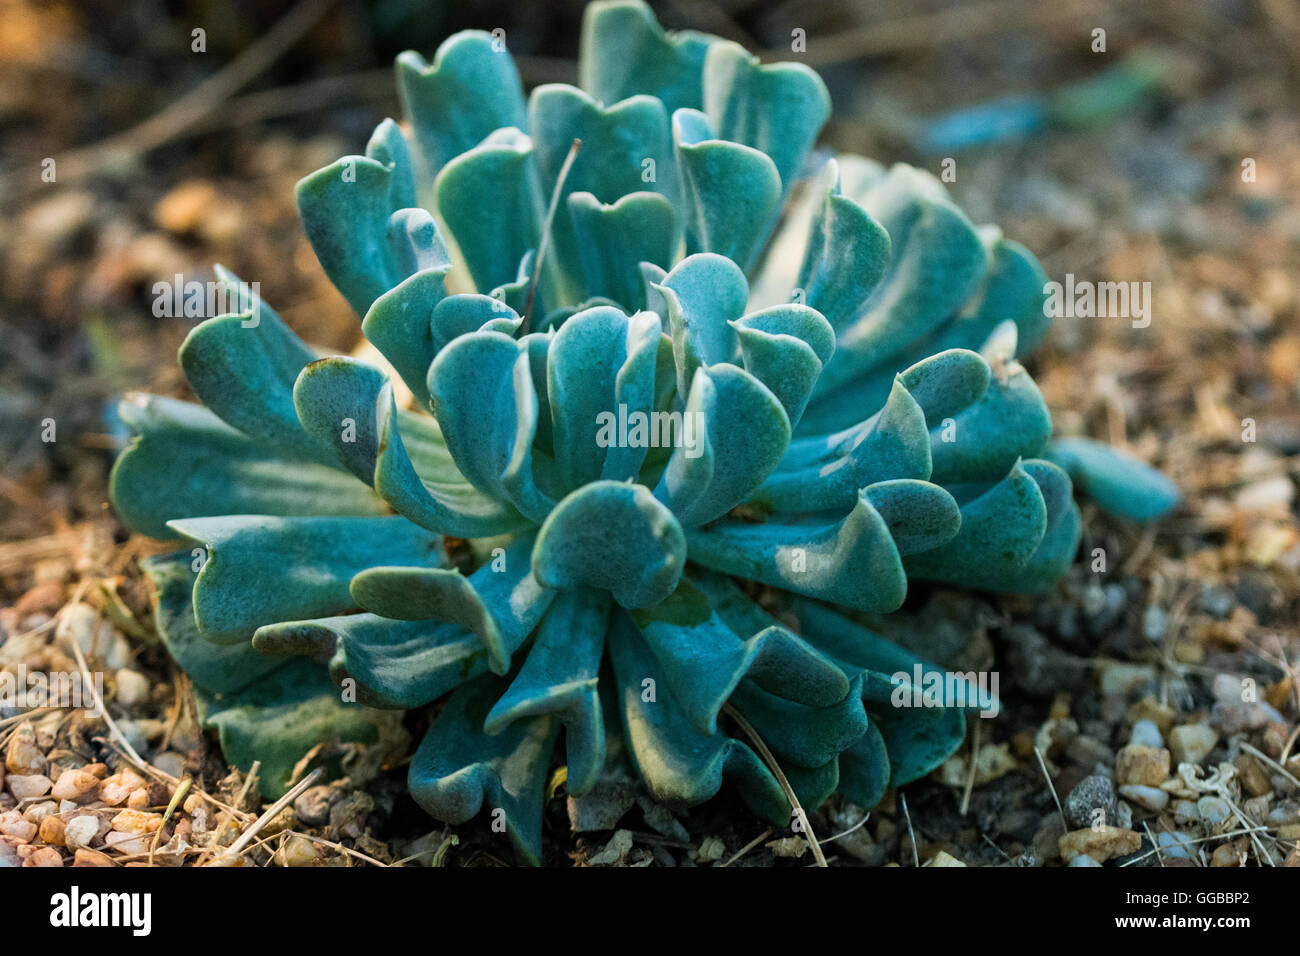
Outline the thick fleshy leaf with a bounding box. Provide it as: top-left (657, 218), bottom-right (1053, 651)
top-left (928, 360), bottom-right (1053, 485)
top-left (672, 108), bottom-right (782, 270)
top-left (1003, 459), bottom-right (1083, 592)
top-left (753, 378), bottom-right (931, 514)
top-left (396, 31), bottom-right (528, 185)
top-left (409, 675), bottom-right (559, 866)
top-left (434, 128), bottom-right (543, 294)
top-left (607, 613), bottom-right (788, 822)
top-left (870, 703), bottom-right (967, 788)
top-left (837, 720), bottom-right (891, 808)
top-left (794, 160), bottom-right (891, 330)
top-left (793, 600), bottom-right (969, 786)
top-left (296, 121), bottom-right (448, 316)
top-left (485, 587), bottom-right (609, 795)
top-left (431, 294), bottom-right (523, 351)
top-left (178, 305), bottom-right (322, 461)
top-left (653, 363), bottom-right (790, 526)
top-left (627, 575), bottom-right (850, 736)
top-left (293, 356), bottom-right (526, 537)
top-left (657, 252), bottom-right (747, 399)
top-left (198, 658), bottom-right (385, 798)
top-left (917, 231), bottom-right (1051, 360)
top-left (899, 347), bottom-right (993, 427)
top-left (547, 307), bottom-right (663, 489)
top-left (169, 514), bottom-right (444, 645)
top-left (253, 613), bottom-right (490, 710)
top-left (533, 481), bottom-right (684, 609)
top-left (351, 534), bottom-right (553, 675)
top-left (428, 331), bottom-right (555, 523)
top-left (688, 481), bottom-right (959, 612)
top-left (567, 191), bottom-right (676, 310)
top-left (110, 394), bottom-right (385, 540)
top-left (529, 84), bottom-right (678, 302)
top-left (731, 303), bottom-right (834, 427)
top-left (360, 269), bottom-right (449, 410)
top-left (702, 41), bottom-right (830, 194)
top-left (579, 0), bottom-right (715, 113)
top-left (726, 674), bottom-right (868, 771)
top-left (811, 165), bottom-right (987, 404)
top-left (905, 459), bottom-right (1052, 591)
top-left (142, 551), bottom-right (282, 694)
top-left (1046, 437), bottom-right (1180, 521)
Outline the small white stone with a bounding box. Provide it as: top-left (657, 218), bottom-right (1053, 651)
top-left (103, 830), bottom-right (151, 855)
top-left (51, 769), bottom-right (99, 803)
top-left (0, 810), bottom-right (37, 843)
top-left (6, 773), bottom-right (52, 800)
top-left (115, 669), bottom-right (151, 708)
top-left (1128, 718), bottom-right (1163, 749)
top-left (1119, 784), bottom-right (1169, 811)
top-left (1169, 723), bottom-right (1218, 766)
top-left (63, 815), bottom-right (100, 850)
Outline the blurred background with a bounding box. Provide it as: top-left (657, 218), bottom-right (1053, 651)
top-left (1, 0), bottom-right (1299, 866)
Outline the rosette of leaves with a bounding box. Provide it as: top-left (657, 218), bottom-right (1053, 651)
top-left (111, 1), bottom-right (1178, 863)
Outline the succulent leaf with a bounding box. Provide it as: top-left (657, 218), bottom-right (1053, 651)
top-left (579, 0), bottom-right (714, 113)
top-left (397, 31), bottom-right (528, 185)
top-left (1046, 436), bottom-right (1181, 521)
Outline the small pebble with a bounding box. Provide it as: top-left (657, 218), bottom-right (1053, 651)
top-left (1198, 586), bottom-right (1235, 619)
top-left (111, 809), bottom-right (162, 834)
top-left (4, 725), bottom-right (45, 775)
top-left (1141, 605), bottom-right (1167, 642)
top-left (51, 769), bottom-right (99, 804)
top-left (1197, 796), bottom-right (1231, 828)
top-left (38, 815), bottom-right (66, 847)
top-left (102, 831), bottom-right (150, 855)
top-left (115, 669), bottom-right (152, 708)
top-left (1059, 825), bottom-right (1142, 863)
top-left (1115, 745), bottom-right (1171, 786)
top-left (1119, 784), bottom-right (1169, 811)
top-left (62, 816), bottom-right (99, 850)
top-left (1234, 755), bottom-right (1273, 797)
top-left (1069, 853), bottom-right (1102, 867)
top-left (1064, 774), bottom-right (1117, 830)
top-left (1128, 718), bottom-right (1163, 749)
top-left (1157, 831), bottom-right (1197, 860)
top-left (0, 811), bottom-right (38, 843)
top-left (6, 774), bottom-right (52, 800)
top-left (152, 752), bottom-right (186, 778)
top-left (22, 846), bottom-right (63, 867)
top-left (73, 848), bottom-right (114, 867)
top-left (1169, 723), bottom-right (1218, 766)
top-left (100, 769), bottom-right (147, 807)
top-left (22, 801), bottom-right (56, 823)
top-left (1211, 842), bottom-right (1246, 867)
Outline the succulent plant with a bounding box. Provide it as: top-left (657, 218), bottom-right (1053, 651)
top-left (110, 0), bottom-right (1178, 863)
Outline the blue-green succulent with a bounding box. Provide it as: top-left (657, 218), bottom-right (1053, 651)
top-left (111, 1), bottom-right (1179, 863)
